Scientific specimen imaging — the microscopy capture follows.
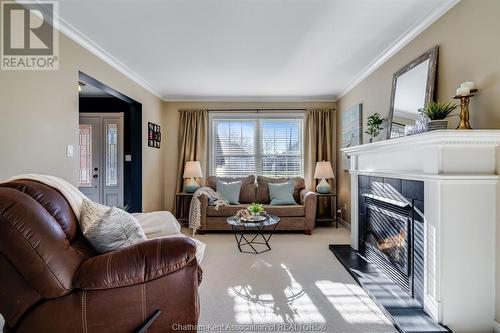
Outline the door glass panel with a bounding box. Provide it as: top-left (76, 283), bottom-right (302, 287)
top-left (106, 123), bottom-right (118, 186)
top-left (79, 124), bottom-right (92, 187)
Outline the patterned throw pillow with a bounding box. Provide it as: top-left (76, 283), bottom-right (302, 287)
top-left (80, 199), bottom-right (146, 253)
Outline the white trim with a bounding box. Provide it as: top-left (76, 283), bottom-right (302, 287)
top-left (33, 0), bottom-right (458, 102)
top-left (342, 130), bottom-right (500, 155)
top-left (337, 0), bottom-right (460, 99)
top-left (31, 1), bottom-right (163, 100)
top-left (349, 170), bottom-right (498, 183)
top-left (59, 18), bottom-right (163, 99)
top-left (493, 320), bottom-right (500, 333)
top-left (163, 95), bottom-right (336, 102)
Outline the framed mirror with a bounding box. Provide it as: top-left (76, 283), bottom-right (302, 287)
top-left (387, 46), bottom-right (438, 138)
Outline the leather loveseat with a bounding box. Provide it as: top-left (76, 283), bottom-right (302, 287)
top-left (0, 180), bottom-right (202, 333)
top-left (198, 176), bottom-right (317, 234)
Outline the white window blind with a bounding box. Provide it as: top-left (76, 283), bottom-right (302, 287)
top-left (210, 114), bottom-right (304, 178)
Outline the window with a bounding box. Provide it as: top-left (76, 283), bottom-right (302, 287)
top-left (78, 124), bottom-right (92, 187)
top-left (105, 123), bottom-right (118, 186)
top-left (210, 113), bottom-right (304, 177)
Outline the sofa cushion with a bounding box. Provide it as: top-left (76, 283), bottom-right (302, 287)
top-left (268, 181), bottom-right (297, 205)
top-left (206, 204), bottom-right (247, 217)
top-left (206, 175), bottom-right (255, 203)
top-left (206, 204), bottom-right (305, 217)
top-left (263, 205), bottom-right (305, 217)
top-left (216, 179), bottom-right (242, 204)
top-left (256, 176), bottom-right (305, 204)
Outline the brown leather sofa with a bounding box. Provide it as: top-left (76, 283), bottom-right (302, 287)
top-left (198, 176), bottom-right (317, 234)
top-left (0, 180), bottom-right (202, 333)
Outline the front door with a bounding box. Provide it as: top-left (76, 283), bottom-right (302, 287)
top-left (78, 113), bottom-right (124, 207)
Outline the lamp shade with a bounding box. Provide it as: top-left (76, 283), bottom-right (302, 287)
top-left (183, 161), bottom-right (203, 178)
top-left (314, 161), bottom-right (334, 179)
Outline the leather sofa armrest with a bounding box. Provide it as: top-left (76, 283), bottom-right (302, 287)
top-left (300, 189), bottom-right (317, 231)
top-left (74, 237), bottom-right (198, 290)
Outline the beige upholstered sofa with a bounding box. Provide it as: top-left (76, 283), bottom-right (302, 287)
top-left (197, 175), bottom-right (317, 234)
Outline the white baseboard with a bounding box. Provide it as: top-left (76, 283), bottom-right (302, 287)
top-left (337, 217), bottom-right (351, 230)
top-left (494, 320), bottom-right (500, 333)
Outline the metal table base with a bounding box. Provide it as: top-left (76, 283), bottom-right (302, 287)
top-left (230, 223), bottom-right (279, 254)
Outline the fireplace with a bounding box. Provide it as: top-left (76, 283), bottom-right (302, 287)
top-left (340, 130), bottom-right (500, 331)
top-left (359, 176), bottom-right (424, 305)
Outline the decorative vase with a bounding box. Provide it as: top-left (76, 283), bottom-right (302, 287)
top-left (427, 120), bottom-right (448, 131)
top-left (316, 178), bottom-right (331, 194)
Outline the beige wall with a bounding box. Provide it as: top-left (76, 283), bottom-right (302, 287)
top-left (335, 0), bottom-right (500, 321)
top-left (0, 33), bottom-right (165, 212)
top-left (162, 101), bottom-right (335, 211)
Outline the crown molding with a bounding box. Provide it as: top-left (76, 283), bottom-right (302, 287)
top-left (162, 95), bottom-right (337, 103)
top-left (32, 1), bottom-right (164, 100)
top-left (337, 0), bottom-right (460, 100)
top-left (34, 0), bottom-right (458, 103)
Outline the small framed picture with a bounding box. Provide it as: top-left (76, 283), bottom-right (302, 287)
top-left (148, 122), bottom-right (161, 149)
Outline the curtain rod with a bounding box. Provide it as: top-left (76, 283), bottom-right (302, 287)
top-left (178, 108), bottom-right (336, 113)
top-left (208, 108), bottom-right (306, 112)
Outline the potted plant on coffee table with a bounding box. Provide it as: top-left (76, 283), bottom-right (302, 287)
top-left (248, 203), bottom-right (264, 216)
top-left (422, 101), bottom-right (457, 131)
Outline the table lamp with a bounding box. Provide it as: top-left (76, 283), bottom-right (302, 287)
top-left (183, 161), bottom-right (203, 193)
top-left (314, 161), bottom-right (334, 194)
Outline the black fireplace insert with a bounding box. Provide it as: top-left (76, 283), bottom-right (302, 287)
top-left (359, 176), bottom-right (424, 305)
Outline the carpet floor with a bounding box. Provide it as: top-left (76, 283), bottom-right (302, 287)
top-left (190, 225), bottom-right (397, 333)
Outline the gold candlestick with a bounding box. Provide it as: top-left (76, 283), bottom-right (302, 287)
top-left (453, 88), bottom-right (478, 130)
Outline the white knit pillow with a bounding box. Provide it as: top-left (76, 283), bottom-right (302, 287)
top-left (80, 199), bottom-right (146, 253)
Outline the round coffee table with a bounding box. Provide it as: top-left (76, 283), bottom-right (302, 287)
top-left (227, 215), bottom-right (280, 254)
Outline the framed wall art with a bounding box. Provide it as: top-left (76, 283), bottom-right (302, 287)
top-left (148, 122), bottom-right (161, 148)
top-left (341, 103), bottom-right (362, 170)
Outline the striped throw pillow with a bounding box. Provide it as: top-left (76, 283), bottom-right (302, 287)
top-left (80, 199), bottom-right (146, 253)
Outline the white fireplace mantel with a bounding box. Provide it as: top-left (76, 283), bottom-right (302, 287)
top-left (342, 130), bottom-right (500, 333)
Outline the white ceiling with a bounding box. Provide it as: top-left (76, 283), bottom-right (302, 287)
top-left (57, 0), bottom-right (457, 101)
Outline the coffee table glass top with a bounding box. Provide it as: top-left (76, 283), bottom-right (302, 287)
top-left (227, 215), bottom-right (280, 228)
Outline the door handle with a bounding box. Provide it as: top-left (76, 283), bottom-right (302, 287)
top-left (93, 174), bottom-right (98, 178)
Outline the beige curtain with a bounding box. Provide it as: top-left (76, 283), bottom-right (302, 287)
top-left (175, 109), bottom-right (208, 195)
top-left (304, 108), bottom-right (336, 190)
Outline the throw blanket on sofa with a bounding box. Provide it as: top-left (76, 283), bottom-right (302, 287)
top-left (4, 174), bottom-right (206, 262)
top-left (189, 187), bottom-right (228, 234)
top-left (7, 174), bottom-right (88, 221)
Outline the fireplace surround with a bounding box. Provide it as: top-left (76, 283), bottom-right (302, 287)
top-left (341, 130), bottom-right (500, 333)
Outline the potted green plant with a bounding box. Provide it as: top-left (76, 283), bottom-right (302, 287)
top-left (365, 113), bottom-right (384, 143)
top-left (248, 202), bottom-right (264, 216)
top-left (422, 102), bottom-right (457, 131)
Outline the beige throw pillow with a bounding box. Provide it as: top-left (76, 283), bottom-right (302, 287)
top-left (80, 199), bottom-right (146, 253)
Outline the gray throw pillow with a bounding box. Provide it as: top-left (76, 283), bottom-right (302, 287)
top-left (216, 179), bottom-right (242, 205)
top-left (268, 180), bottom-right (297, 205)
top-left (80, 199), bottom-right (146, 253)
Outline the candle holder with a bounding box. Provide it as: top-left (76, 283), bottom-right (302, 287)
top-left (453, 88), bottom-right (478, 129)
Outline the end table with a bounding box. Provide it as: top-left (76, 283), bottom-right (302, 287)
top-left (175, 192), bottom-right (194, 224)
top-left (314, 192), bottom-right (338, 228)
